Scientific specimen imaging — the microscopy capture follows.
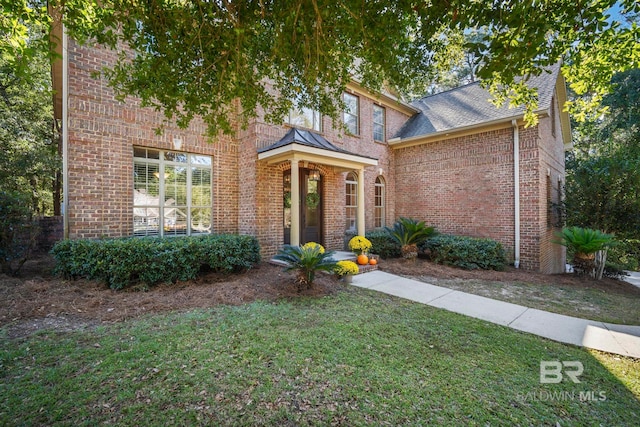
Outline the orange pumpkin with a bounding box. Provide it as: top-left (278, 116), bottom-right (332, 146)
top-left (357, 254), bottom-right (369, 265)
top-left (369, 258), bottom-right (378, 266)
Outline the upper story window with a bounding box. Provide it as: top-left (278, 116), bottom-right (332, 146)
top-left (343, 92), bottom-right (359, 135)
top-left (133, 147), bottom-right (212, 237)
top-left (373, 104), bottom-right (386, 142)
top-left (286, 103), bottom-right (322, 132)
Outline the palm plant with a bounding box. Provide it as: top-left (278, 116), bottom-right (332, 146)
top-left (273, 244), bottom-right (337, 289)
top-left (385, 217), bottom-right (437, 260)
top-left (554, 226), bottom-right (615, 278)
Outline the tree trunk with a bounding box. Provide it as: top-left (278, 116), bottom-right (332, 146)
top-left (595, 249), bottom-right (607, 280)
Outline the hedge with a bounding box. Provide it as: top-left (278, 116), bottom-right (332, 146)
top-left (421, 234), bottom-right (506, 271)
top-left (51, 234), bottom-right (261, 290)
top-left (344, 229), bottom-right (401, 259)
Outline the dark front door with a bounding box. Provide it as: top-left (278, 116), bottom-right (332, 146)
top-left (284, 168), bottom-right (323, 245)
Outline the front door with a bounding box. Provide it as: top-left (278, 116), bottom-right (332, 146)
top-left (284, 168), bottom-right (323, 245)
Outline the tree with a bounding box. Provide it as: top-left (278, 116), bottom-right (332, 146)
top-left (2, 0), bottom-right (639, 135)
top-left (0, 11), bottom-right (59, 275)
top-left (565, 68), bottom-right (640, 241)
top-left (0, 18), bottom-right (58, 216)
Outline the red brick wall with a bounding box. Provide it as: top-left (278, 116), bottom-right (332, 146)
top-left (393, 116), bottom-right (566, 273)
top-left (246, 89), bottom-right (411, 257)
top-left (65, 41), bottom-right (565, 271)
top-left (66, 40), bottom-right (239, 239)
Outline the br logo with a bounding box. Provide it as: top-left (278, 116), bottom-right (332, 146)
top-left (540, 361), bottom-right (584, 384)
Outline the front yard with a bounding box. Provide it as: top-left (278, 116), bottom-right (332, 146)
top-left (1, 256), bottom-right (639, 425)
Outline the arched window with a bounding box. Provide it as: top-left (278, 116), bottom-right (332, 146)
top-left (374, 176), bottom-right (385, 228)
top-left (345, 172), bottom-right (358, 231)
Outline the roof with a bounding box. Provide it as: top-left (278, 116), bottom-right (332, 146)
top-left (395, 64), bottom-right (561, 140)
top-left (257, 127), bottom-right (378, 171)
top-left (258, 127), bottom-right (376, 161)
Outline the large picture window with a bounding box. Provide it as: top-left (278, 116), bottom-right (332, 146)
top-left (345, 172), bottom-right (358, 231)
top-left (133, 147), bottom-right (212, 237)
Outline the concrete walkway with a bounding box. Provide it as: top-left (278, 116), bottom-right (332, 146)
top-left (351, 270), bottom-right (640, 358)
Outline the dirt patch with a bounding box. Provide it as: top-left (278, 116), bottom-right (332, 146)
top-left (0, 255), bottom-right (342, 338)
top-left (3, 255), bottom-right (639, 338)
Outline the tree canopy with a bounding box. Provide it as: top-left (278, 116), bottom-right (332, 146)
top-left (2, 0), bottom-right (639, 134)
top-left (565, 68), bottom-right (640, 240)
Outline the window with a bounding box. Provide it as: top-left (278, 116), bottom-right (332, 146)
top-left (133, 147), bottom-right (212, 237)
top-left (373, 105), bottom-right (385, 142)
top-left (374, 176), bottom-right (385, 228)
top-left (287, 105), bottom-right (322, 132)
top-left (343, 92), bottom-right (359, 135)
top-left (345, 172), bottom-right (358, 231)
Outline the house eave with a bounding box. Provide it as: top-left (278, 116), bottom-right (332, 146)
top-left (346, 80), bottom-right (420, 116)
top-left (388, 113), bottom-right (540, 149)
top-left (258, 142), bottom-right (378, 171)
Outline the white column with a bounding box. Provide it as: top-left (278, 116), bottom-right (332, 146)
top-left (357, 167), bottom-right (365, 237)
top-left (290, 160), bottom-right (300, 246)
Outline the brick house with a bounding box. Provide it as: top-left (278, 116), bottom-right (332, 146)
top-left (53, 34), bottom-right (571, 273)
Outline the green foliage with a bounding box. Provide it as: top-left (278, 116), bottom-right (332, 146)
top-left (607, 239), bottom-right (640, 271)
top-left (554, 226), bottom-right (615, 256)
top-left (50, 234), bottom-right (261, 290)
top-left (272, 244), bottom-right (336, 289)
top-left (365, 230), bottom-right (402, 259)
top-left (422, 234), bottom-right (506, 271)
top-left (1, 11), bottom-right (59, 217)
top-left (384, 218), bottom-right (437, 248)
top-left (566, 69), bottom-right (640, 240)
top-left (0, 190), bottom-right (39, 275)
top-left (4, 1), bottom-right (635, 134)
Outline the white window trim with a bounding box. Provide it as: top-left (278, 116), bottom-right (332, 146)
top-left (374, 176), bottom-right (385, 228)
top-left (345, 172), bottom-right (358, 231)
top-left (373, 104), bottom-right (386, 142)
top-left (133, 148), bottom-right (212, 237)
top-left (343, 92), bottom-right (360, 135)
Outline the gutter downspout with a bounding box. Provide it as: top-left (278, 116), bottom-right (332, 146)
top-left (512, 120), bottom-right (520, 268)
top-left (62, 24), bottom-right (69, 239)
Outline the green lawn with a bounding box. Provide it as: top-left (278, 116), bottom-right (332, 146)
top-left (2, 287), bottom-right (639, 426)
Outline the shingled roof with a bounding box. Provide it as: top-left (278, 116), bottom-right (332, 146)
top-left (395, 64), bottom-right (561, 140)
top-left (258, 127), bottom-right (376, 160)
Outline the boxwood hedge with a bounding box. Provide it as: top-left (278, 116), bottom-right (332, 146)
top-left (421, 234), bottom-right (506, 271)
top-left (51, 234), bottom-right (261, 289)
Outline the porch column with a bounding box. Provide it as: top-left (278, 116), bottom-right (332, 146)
top-left (357, 167), bottom-right (365, 237)
top-left (290, 159), bottom-right (300, 246)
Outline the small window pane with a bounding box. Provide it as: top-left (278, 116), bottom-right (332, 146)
top-left (191, 155), bottom-right (212, 166)
top-left (164, 151), bottom-right (187, 163)
top-left (190, 207), bottom-right (212, 234)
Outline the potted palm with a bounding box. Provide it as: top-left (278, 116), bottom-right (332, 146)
top-left (385, 217), bottom-right (437, 261)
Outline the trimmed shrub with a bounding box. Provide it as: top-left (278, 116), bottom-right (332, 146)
top-left (422, 234), bottom-right (506, 271)
top-left (51, 234), bottom-right (261, 290)
top-left (365, 230), bottom-right (401, 259)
